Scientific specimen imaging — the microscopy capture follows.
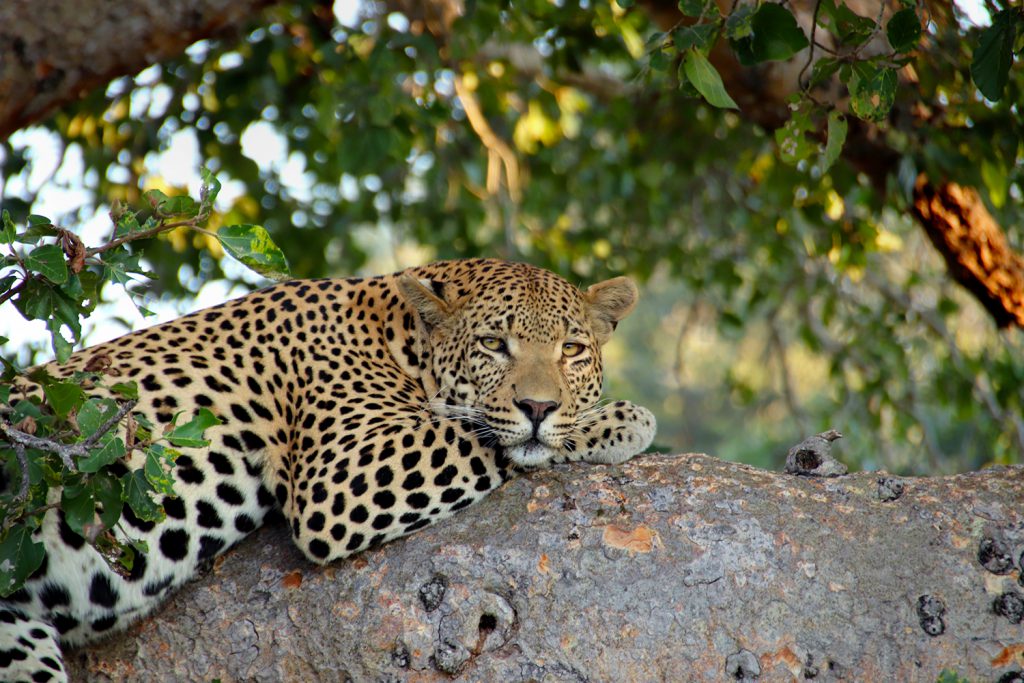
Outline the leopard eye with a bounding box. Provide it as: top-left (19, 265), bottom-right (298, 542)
top-left (479, 337), bottom-right (506, 353)
top-left (562, 342), bottom-right (586, 358)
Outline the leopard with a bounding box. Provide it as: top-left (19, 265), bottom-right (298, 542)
top-left (0, 258), bottom-right (656, 682)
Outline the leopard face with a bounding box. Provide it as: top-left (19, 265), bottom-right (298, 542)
top-left (399, 261), bottom-right (637, 467)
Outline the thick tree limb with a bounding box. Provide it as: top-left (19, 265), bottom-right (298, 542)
top-left (912, 176), bottom-right (1024, 328)
top-left (67, 454), bottom-right (1024, 681)
top-left (0, 0), bottom-right (281, 141)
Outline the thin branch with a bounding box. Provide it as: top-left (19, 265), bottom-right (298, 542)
top-left (768, 317), bottom-right (808, 435)
top-left (85, 219), bottom-right (196, 258)
top-left (0, 277), bottom-right (24, 306)
top-left (1, 502), bottom-right (61, 535)
top-left (798, 0), bottom-right (824, 89)
top-left (452, 74), bottom-right (521, 203)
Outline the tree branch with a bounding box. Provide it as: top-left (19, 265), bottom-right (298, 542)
top-left (0, 0), bottom-right (283, 140)
top-left (910, 176), bottom-right (1024, 329)
top-left (66, 454), bottom-right (1024, 681)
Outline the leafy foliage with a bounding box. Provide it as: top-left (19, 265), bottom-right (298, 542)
top-left (0, 177), bottom-right (286, 596)
top-left (1, 0), bottom-right (1023, 486)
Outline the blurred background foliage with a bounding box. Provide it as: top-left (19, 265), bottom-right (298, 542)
top-left (2, 0), bottom-right (1022, 474)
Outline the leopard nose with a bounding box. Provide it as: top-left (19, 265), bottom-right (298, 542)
top-left (514, 398), bottom-right (560, 427)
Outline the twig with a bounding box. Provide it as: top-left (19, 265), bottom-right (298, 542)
top-left (1, 502), bottom-right (61, 534)
top-left (799, 0), bottom-right (824, 90)
top-left (452, 74), bottom-right (521, 203)
top-left (85, 220), bottom-right (195, 258)
top-left (768, 317), bottom-right (808, 435)
top-left (1, 399), bottom-right (137, 471)
top-left (0, 278), bottom-right (24, 306)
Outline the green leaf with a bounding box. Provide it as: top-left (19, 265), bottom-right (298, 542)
top-left (160, 196), bottom-right (199, 216)
top-left (24, 244), bottom-right (68, 284)
top-left (121, 469), bottom-right (165, 522)
top-left (724, 5), bottom-right (755, 40)
top-left (886, 9), bottom-right (921, 52)
top-left (775, 105), bottom-right (815, 164)
top-left (109, 381), bottom-right (140, 400)
top-left (115, 212), bottom-right (142, 237)
top-left (0, 210), bottom-right (15, 243)
top-left (810, 57), bottom-right (841, 87)
top-left (15, 222), bottom-right (59, 244)
top-left (0, 526), bottom-right (46, 597)
top-left (144, 443), bottom-right (178, 495)
top-left (677, 0), bottom-right (717, 18)
top-left (981, 158), bottom-right (1009, 209)
top-left (216, 224), bottom-right (291, 281)
top-left (682, 49), bottom-right (739, 109)
top-left (731, 3), bottom-right (809, 65)
top-left (77, 398), bottom-right (120, 438)
top-left (971, 10), bottom-right (1017, 101)
top-left (61, 485), bottom-right (96, 537)
top-left (42, 381), bottom-right (84, 418)
top-left (46, 319), bottom-right (73, 364)
top-left (673, 24), bottom-right (719, 52)
top-left (77, 433), bottom-right (126, 473)
top-left (200, 167), bottom-right (222, 207)
top-left (91, 471), bottom-right (125, 530)
top-left (821, 111), bottom-right (848, 172)
top-left (850, 65), bottom-right (897, 121)
top-left (820, 0), bottom-right (877, 46)
top-left (165, 408), bottom-right (222, 448)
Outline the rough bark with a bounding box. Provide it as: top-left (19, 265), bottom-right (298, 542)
top-left (0, 0), bottom-right (281, 141)
top-left (67, 454), bottom-right (1024, 682)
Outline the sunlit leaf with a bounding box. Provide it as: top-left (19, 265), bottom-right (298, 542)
top-left (110, 381), bottom-right (140, 400)
top-left (216, 224), bottom-right (291, 280)
top-left (144, 443), bottom-right (179, 496)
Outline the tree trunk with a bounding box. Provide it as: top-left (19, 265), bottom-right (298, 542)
top-left (66, 454), bottom-right (1024, 682)
top-left (0, 0), bottom-right (280, 141)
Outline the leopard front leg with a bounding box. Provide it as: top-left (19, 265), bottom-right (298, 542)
top-left (555, 400), bottom-right (657, 465)
top-left (271, 411), bottom-right (509, 565)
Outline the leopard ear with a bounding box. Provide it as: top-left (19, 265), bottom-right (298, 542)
top-left (585, 276), bottom-right (638, 344)
top-left (398, 274), bottom-right (452, 329)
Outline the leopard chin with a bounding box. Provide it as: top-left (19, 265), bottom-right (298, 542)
top-left (505, 438), bottom-right (560, 468)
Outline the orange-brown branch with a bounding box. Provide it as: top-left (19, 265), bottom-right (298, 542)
top-left (911, 176), bottom-right (1024, 328)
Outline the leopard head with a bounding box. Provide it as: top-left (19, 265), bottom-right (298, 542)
top-left (398, 260), bottom-right (637, 467)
